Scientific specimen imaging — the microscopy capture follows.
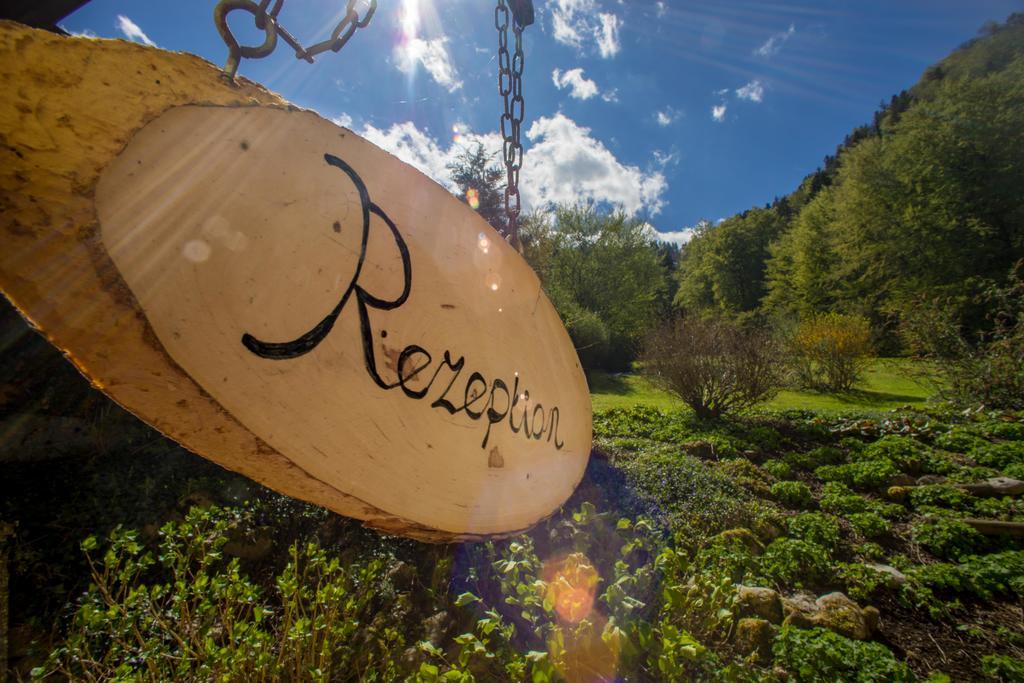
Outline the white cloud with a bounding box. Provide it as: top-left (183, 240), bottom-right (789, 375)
top-left (360, 122), bottom-right (502, 193)
top-left (552, 67), bottom-right (599, 100)
top-left (736, 80), bottom-right (764, 103)
top-left (655, 107), bottom-right (680, 126)
top-left (331, 113), bottom-right (354, 128)
top-left (654, 228), bottom-right (696, 246)
top-left (711, 104), bottom-right (727, 121)
top-left (596, 13), bottom-right (622, 58)
top-left (524, 113), bottom-right (666, 216)
top-left (653, 149), bottom-right (680, 167)
top-left (116, 15), bottom-right (154, 46)
top-left (60, 24), bottom-right (97, 38)
top-left (393, 0), bottom-right (462, 92)
top-left (358, 114), bottom-right (667, 218)
top-left (655, 2), bottom-right (668, 18)
top-left (549, 0), bottom-right (623, 59)
top-left (754, 24), bottom-right (795, 58)
top-left (601, 88), bottom-right (619, 103)
top-left (394, 38), bottom-right (463, 92)
top-left (714, 88), bottom-right (729, 96)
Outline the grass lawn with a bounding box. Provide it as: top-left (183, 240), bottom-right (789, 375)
top-left (590, 358), bottom-right (936, 414)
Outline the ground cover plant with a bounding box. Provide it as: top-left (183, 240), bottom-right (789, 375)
top-left (5, 400), bottom-right (1024, 681)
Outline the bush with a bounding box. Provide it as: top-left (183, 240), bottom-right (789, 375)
top-left (773, 627), bottom-right (914, 682)
top-left (771, 481), bottom-right (814, 509)
top-left (790, 313), bottom-right (874, 392)
top-left (642, 317), bottom-right (785, 419)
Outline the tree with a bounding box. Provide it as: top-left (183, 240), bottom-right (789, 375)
top-left (446, 143), bottom-right (507, 234)
top-left (529, 206), bottom-right (670, 371)
top-left (673, 206), bottom-right (787, 318)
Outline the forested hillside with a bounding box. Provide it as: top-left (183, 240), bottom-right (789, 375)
top-left (675, 14), bottom-right (1024, 350)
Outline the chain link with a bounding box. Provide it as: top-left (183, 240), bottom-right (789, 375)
top-left (495, 0), bottom-right (530, 250)
top-left (214, 0), bottom-right (376, 82)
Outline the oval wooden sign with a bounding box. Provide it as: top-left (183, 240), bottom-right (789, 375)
top-left (0, 24), bottom-right (591, 540)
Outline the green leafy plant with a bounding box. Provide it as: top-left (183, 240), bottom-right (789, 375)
top-left (816, 458), bottom-right (899, 490)
top-left (785, 446), bottom-right (845, 471)
top-left (762, 459), bottom-right (794, 480)
top-left (760, 539), bottom-right (832, 588)
top-left (857, 435), bottom-right (929, 473)
top-left (847, 512), bottom-right (891, 538)
top-left (787, 512), bottom-right (842, 553)
top-left (970, 441), bottom-right (1024, 470)
top-left (33, 507), bottom-right (402, 682)
top-left (773, 626), bottom-right (915, 682)
top-left (770, 481), bottom-right (814, 509)
top-left (981, 653), bottom-right (1024, 681)
top-left (911, 517), bottom-right (985, 561)
top-left (908, 485), bottom-right (974, 511)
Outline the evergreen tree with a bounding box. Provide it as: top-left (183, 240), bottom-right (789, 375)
top-left (446, 143), bottom-right (507, 234)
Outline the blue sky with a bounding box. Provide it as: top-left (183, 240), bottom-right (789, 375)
top-left (63, 0), bottom-right (1022, 244)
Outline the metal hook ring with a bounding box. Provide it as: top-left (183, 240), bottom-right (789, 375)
top-left (214, 0), bottom-right (279, 80)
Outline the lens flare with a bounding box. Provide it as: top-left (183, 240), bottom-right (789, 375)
top-left (485, 271), bottom-right (501, 291)
top-left (540, 553), bottom-right (621, 681)
top-left (542, 553), bottom-right (598, 623)
top-left (467, 188), bottom-right (480, 210)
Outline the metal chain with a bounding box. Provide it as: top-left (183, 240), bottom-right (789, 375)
top-left (495, 0), bottom-right (532, 250)
top-left (214, 0), bottom-right (376, 82)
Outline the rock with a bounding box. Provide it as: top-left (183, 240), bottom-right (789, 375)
top-left (781, 590), bottom-right (817, 619)
top-left (782, 591), bottom-right (878, 640)
top-left (737, 585), bottom-right (784, 624)
top-left (917, 475), bottom-right (947, 486)
top-left (886, 486), bottom-right (912, 502)
top-left (735, 618), bottom-right (775, 662)
top-left (718, 528), bottom-right (765, 556)
top-left (891, 473), bottom-right (917, 487)
top-left (960, 477), bottom-right (1024, 497)
top-left (864, 563), bottom-right (907, 587)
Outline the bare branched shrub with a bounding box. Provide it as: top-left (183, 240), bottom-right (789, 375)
top-left (790, 313), bottom-right (873, 392)
top-left (642, 317), bottom-right (784, 419)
